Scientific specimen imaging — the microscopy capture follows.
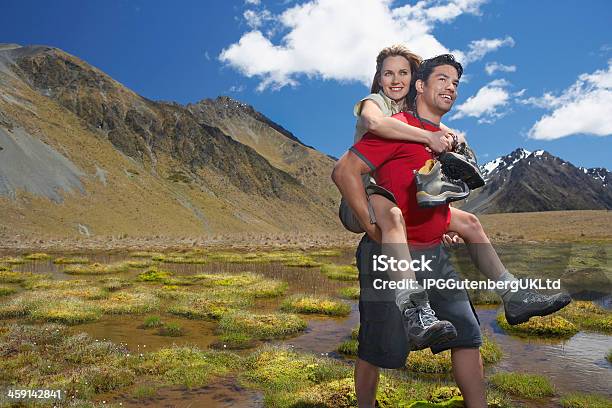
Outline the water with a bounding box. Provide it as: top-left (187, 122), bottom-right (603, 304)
top-left (1, 246), bottom-right (611, 406)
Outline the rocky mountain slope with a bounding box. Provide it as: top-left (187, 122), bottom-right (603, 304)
top-left (0, 43), bottom-right (340, 238)
top-left (462, 148), bottom-right (612, 214)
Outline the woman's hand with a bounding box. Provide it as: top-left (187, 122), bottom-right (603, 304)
top-left (427, 131), bottom-right (453, 154)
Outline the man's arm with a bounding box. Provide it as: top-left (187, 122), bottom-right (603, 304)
top-left (359, 100), bottom-right (452, 153)
top-left (331, 150), bottom-right (380, 241)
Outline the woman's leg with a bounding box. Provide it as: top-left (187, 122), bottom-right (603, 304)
top-left (448, 207), bottom-right (506, 280)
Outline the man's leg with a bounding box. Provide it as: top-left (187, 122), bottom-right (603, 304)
top-left (450, 348), bottom-right (487, 408)
top-left (448, 207), bottom-right (571, 325)
top-left (369, 194), bottom-right (457, 349)
top-left (354, 358), bottom-right (380, 408)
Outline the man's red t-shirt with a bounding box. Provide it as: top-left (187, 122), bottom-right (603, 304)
top-left (350, 111), bottom-right (450, 247)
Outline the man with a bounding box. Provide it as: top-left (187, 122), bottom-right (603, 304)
top-left (332, 55), bottom-right (487, 407)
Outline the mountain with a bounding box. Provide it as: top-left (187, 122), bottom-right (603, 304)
top-left (461, 148), bottom-right (612, 214)
top-left (0, 44), bottom-right (340, 238)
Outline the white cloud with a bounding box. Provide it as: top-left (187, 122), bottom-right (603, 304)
top-left (245, 0), bottom-right (261, 5)
top-left (525, 61), bottom-right (612, 140)
top-left (229, 84), bottom-right (246, 92)
top-left (459, 36), bottom-right (515, 64)
top-left (243, 9), bottom-right (274, 29)
top-left (204, 51), bottom-right (210, 61)
top-left (220, 0), bottom-right (503, 90)
top-left (485, 61), bottom-right (516, 75)
top-left (451, 79), bottom-right (511, 123)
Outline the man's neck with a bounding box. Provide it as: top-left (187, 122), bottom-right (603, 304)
top-left (415, 101), bottom-right (442, 126)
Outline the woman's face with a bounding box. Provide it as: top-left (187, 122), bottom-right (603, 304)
top-left (378, 55), bottom-right (412, 102)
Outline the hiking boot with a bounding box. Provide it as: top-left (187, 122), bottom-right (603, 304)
top-left (504, 290), bottom-right (572, 325)
top-left (402, 291), bottom-right (457, 350)
top-left (415, 159), bottom-right (470, 208)
top-left (439, 143), bottom-right (485, 190)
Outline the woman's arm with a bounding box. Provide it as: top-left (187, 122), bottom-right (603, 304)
top-left (359, 100), bottom-right (451, 153)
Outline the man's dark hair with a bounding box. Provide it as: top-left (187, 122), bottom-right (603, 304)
top-left (415, 54), bottom-right (463, 83)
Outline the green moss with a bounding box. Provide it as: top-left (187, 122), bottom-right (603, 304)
top-left (561, 301), bottom-right (612, 334)
top-left (160, 256), bottom-right (208, 264)
top-left (560, 392), bottom-right (612, 408)
top-left (95, 291), bottom-right (160, 315)
top-left (141, 315), bottom-right (163, 329)
top-left (0, 285), bottom-right (17, 296)
top-left (0, 270), bottom-right (44, 284)
top-left (489, 372), bottom-right (555, 398)
top-left (218, 311), bottom-right (306, 340)
top-left (280, 294), bottom-right (351, 316)
top-left (136, 267), bottom-right (173, 282)
top-left (338, 286), bottom-right (360, 299)
top-left (214, 332), bottom-right (256, 350)
top-left (497, 313), bottom-right (579, 338)
top-left (607, 349), bottom-right (612, 363)
top-left (126, 259), bottom-right (154, 268)
top-left (29, 298), bottom-right (102, 325)
top-left (193, 272), bottom-right (262, 287)
top-left (24, 253), bottom-right (52, 260)
top-left (158, 322), bottom-right (184, 337)
top-left (321, 264), bottom-right (359, 281)
top-left (283, 256), bottom-right (323, 267)
top-left (130, 345), bottom-right (242, 388)
top-left (249, 279), bottom-right (288, 298)
top-left (53, 257), bottom-right (90, 264)
top-left (0, 264), bottom-right (10, 271)
top-left (99, 277), bottom-right (132, 292)
top-left (131, 384), bottom-right (158, 399)
top-left (406, 334), bottom-right (502, 373)
top-left (64, 261), bottom-right (130, 275)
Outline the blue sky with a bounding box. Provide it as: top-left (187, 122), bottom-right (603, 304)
top-left (1, 0), bottom-right (611, 168)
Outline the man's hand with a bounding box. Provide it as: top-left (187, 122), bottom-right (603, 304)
top-left (364, 223), bottom-right (382, 244)
top-left (426, 131), bottom-right (453, 154)
top-left (442, 231), bottom-right (463, 248)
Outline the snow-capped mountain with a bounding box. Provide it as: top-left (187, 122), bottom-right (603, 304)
top-left (460, 148), bottom-right (612, 214)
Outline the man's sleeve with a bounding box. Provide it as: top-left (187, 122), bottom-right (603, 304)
top-left (350, 135), bottom-right (396, 172)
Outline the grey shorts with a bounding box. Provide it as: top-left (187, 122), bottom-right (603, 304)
top-left (356, 236), bottom-right (482, 369)
top-left (338, 175), bottom-right (397, 233)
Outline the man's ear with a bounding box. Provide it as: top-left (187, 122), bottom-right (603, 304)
top-left (415, 79), bottom-right (425, 94)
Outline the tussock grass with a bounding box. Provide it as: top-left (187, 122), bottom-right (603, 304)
top-left (497, 313), bottom-right (579, 338)
top-left (0, 264), bottom-right (11, 271)
top-left (607, 349), bottom-right (612, 363)
top-left (168, 290), bottom-right (252, 320)
top-left (320, 264), bottom-right (358, 281)
top-left (248, 279), bottom-right (288, 298)
top-left (129, 345), bottom-right (242, 389)
top-left (0, 324), bottom-right (134, 400)
top-left (283, 255), bottom-right (323, 268)
top-left (64, 261), bottom-right (131, 275)
top-left (193, 272), bottom-right (261, 287)
top-left (0, 270), bottom-right (45, 284)
top-left (280, 294), bottom-right (351, 316)
top-left (0, 256), bottom-right (25, 265)
top-left (125, 260), bottom-right (154, 268)
top-left (218, 311), bottom-right (306, 341)
top-left (141, 315), bottom-right (163, 329)
top-left (131, 384), bottom-right (157, 399)
top-left (130, 251), bottom-right (164, 258)
top-left (561, 300), bottom-right (612, 333)
top-left (30, 298), bottom-right (102, 325)
top-left (157, 322), bottom-right (184, 337)
top-left (489, 372), bottom-right (555, 399)
top-left (338, 286), bottom-right (360, 299)
top-left (0, 286), bottom-right (17, 296)
top-left (53, 257), bottom-right (89, 264)
top-left (24, 253), bottom-right (52, 260)
top-left (95, 291), bottom-right (159, 314)
top-left (337, 339), bottom-right (358, 356)
top-left (308, 249), bottom-right (342, 257)
top-left (560, 392), bottom-right (612, 408)
top-left (98, 277), bottom-right (132, 292)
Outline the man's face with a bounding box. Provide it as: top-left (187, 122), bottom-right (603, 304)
top-left (418, 65), bottom-right (460, 114)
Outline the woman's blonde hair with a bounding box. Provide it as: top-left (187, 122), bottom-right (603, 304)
top-left (370, 44), bottom-right (422, 110)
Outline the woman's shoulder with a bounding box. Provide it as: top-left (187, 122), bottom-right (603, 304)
top-left (353, 92), bottom-right (393, 117)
